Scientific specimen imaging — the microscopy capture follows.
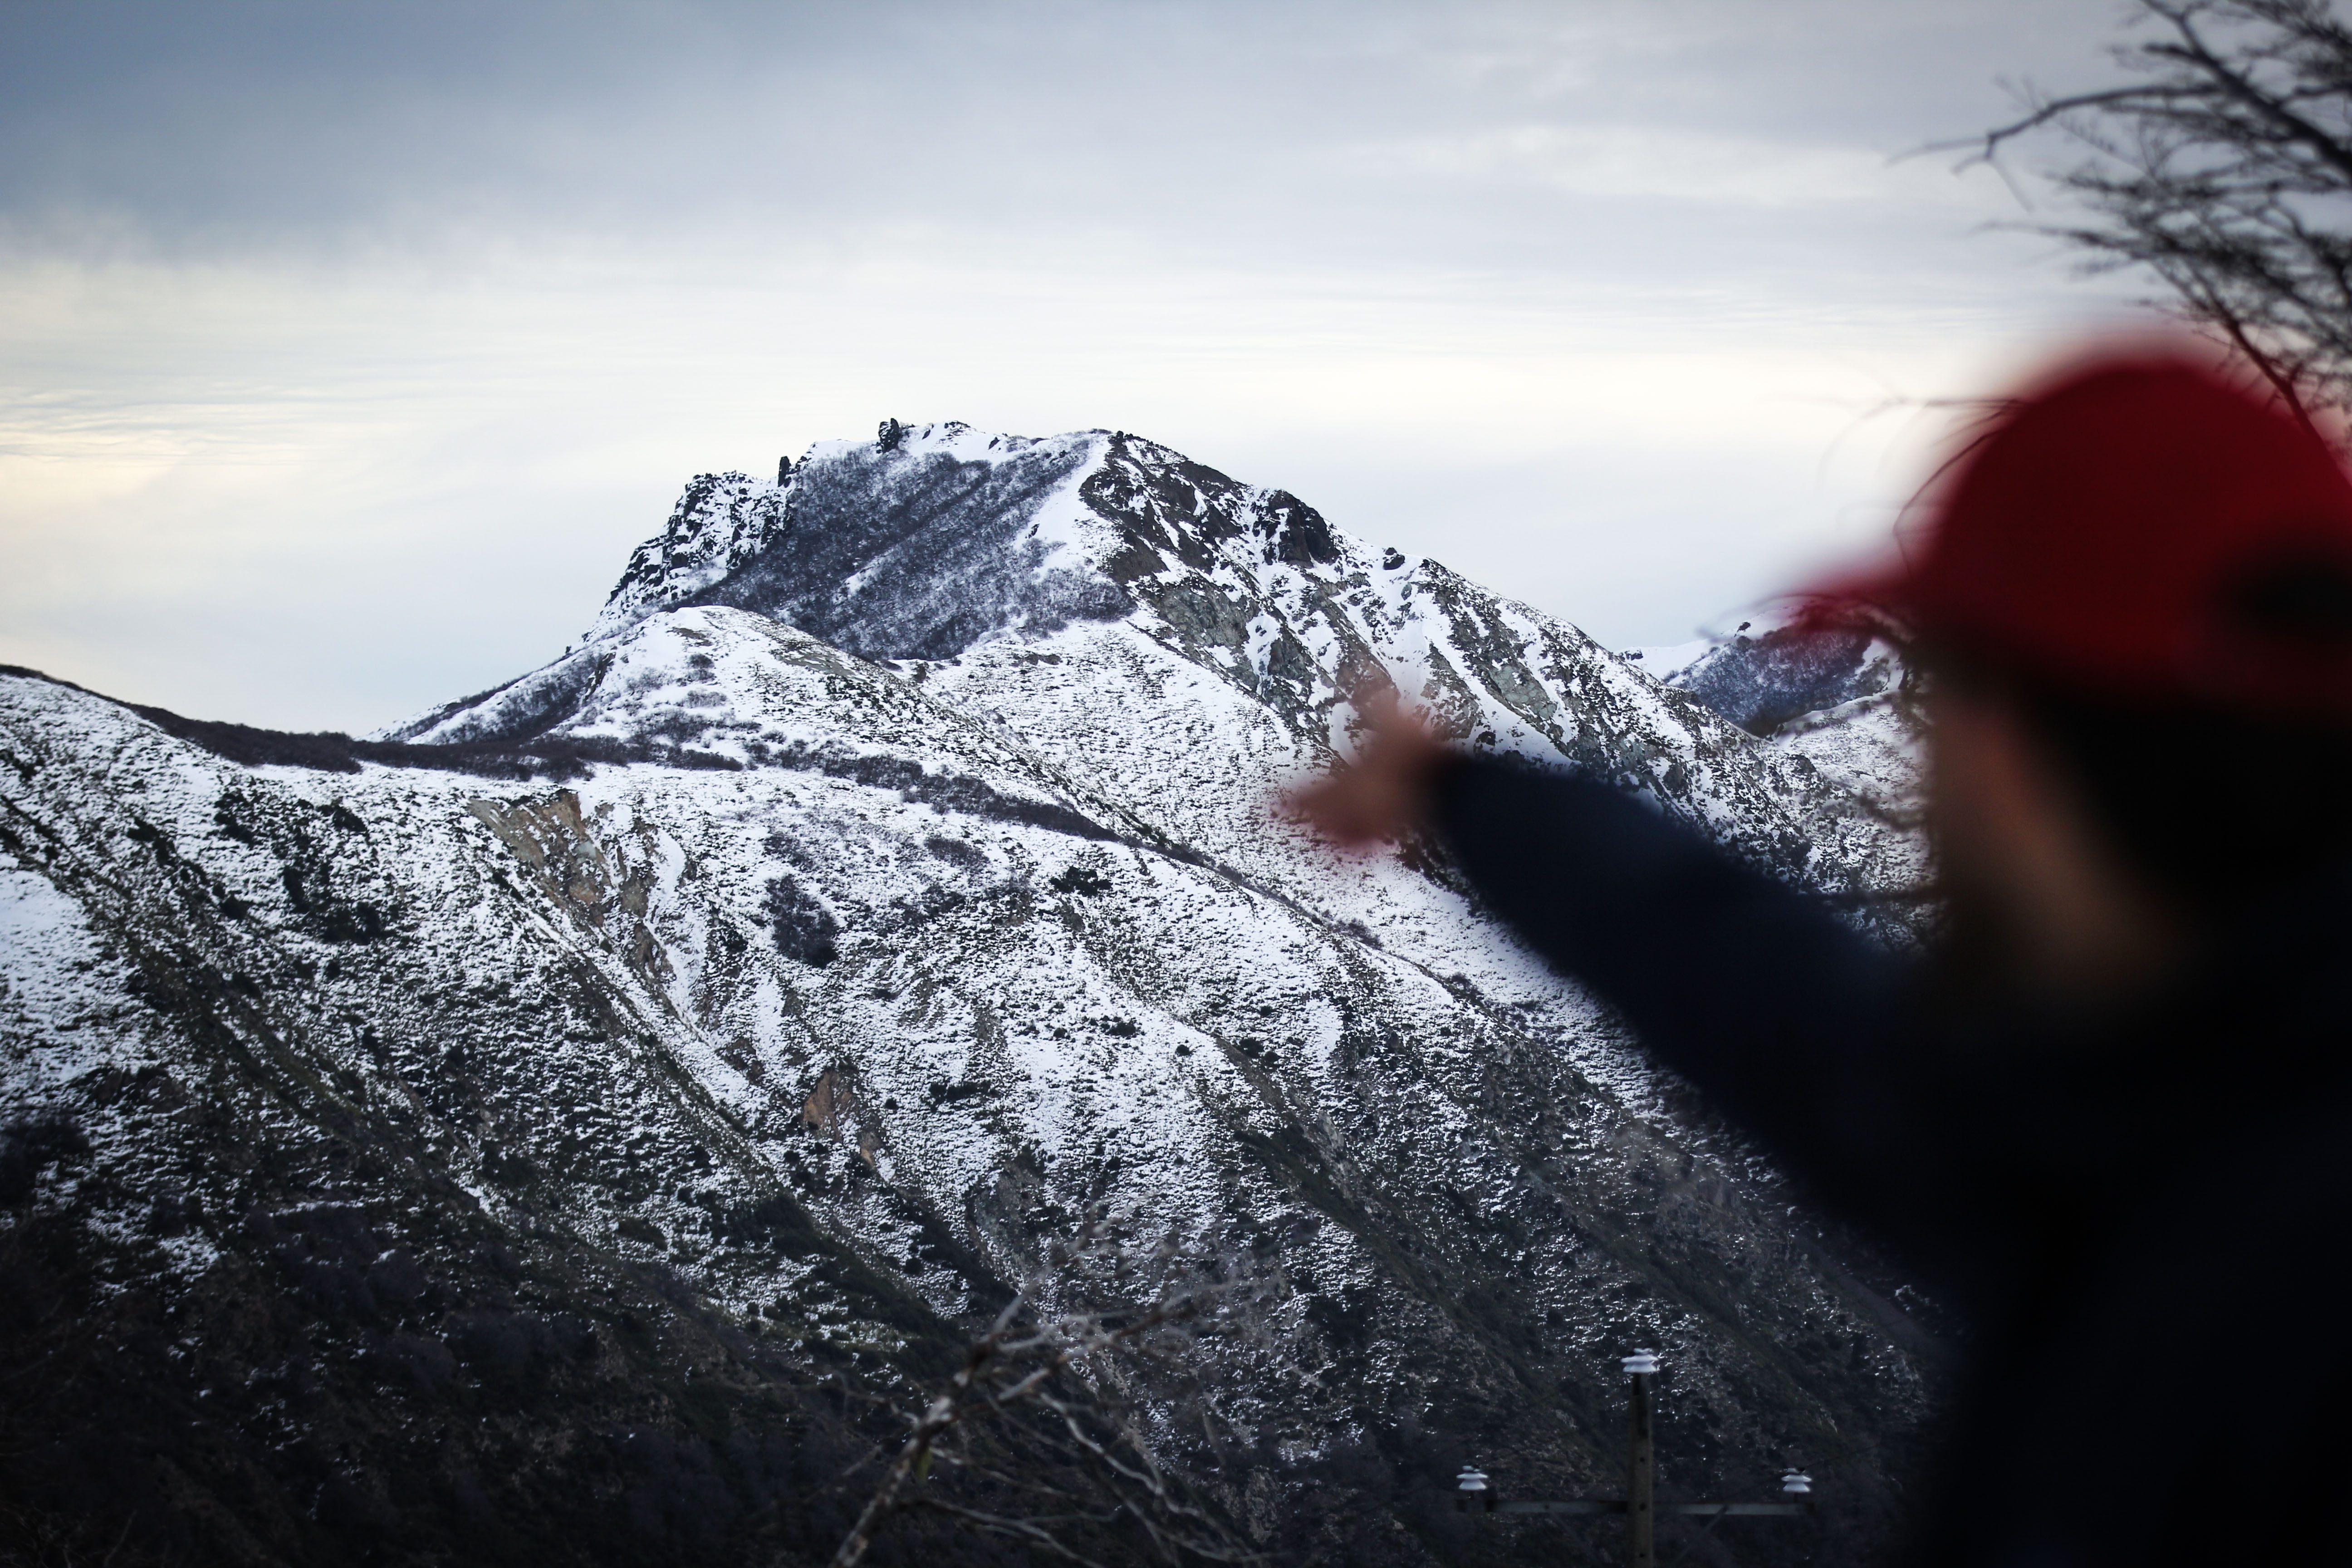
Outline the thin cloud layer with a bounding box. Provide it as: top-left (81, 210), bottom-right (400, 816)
top-left (0, 0), bottom-right (2142, 729)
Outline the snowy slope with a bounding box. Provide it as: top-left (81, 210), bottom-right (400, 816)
top-left (1629, 609), bottom-right (1927, 902)
top-left (0, 424), bottom-right (1940, 1566)
top-left (397, 423), bottom-right (1917, 956)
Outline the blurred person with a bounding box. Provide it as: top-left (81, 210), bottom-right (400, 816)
top-left (1294, 350), bottom-right (2352, 1567)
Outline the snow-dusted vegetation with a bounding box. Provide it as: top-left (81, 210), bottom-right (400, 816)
top-left (1, 422), bottom-right (1931, 1565)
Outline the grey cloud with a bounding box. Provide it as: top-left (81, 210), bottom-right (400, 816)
top-left (0, 0), bottom-right (2153, 729)
top-left (0, 0), bottom-right (2132, 265)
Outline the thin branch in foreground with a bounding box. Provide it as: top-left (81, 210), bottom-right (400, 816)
top-left (1922, 1), bottom-right (2352, 431)
top-left (824, 1288), bottom-right (1253, 1568)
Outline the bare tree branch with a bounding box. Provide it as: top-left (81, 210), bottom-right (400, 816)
top-left (823, 1283), bottom-right (1254, 1568)
top-left (1937, 0), bottom-right (2352, 429)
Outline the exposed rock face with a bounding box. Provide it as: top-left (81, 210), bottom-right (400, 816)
top-left (591, 428), bottom-right (1130, 664)
top-left (1662, 625), bottom-right (1899, 739)
top-left (2, 424), bottom-right (1938, 1567)
top-left (1641, 618), bottom-right (1928, 903)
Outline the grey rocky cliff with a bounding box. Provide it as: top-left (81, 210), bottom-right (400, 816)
top-left (2, 423), bottom-right (1937, 1567)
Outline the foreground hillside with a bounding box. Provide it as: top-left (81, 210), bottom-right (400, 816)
top-left (0, 422), bottom-right (1934, 1567)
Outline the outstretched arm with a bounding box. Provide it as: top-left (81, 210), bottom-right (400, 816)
top-left (1290, 714), bottom-right (1970, 1271)
top-left (1431, 756), bottom-right (1914, 1158)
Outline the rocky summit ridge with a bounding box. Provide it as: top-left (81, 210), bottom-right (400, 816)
top-left (2, 421), bottom-right (1931, 1567)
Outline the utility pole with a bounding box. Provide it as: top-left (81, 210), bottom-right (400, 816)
top-left (1624, 1350), bottom-right (1657, 1568)
top-left (1455, 1351), bottom-right (1812, 1567)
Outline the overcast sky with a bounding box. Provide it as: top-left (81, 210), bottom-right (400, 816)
top-left (1, 0), bottom-right (2151, 731)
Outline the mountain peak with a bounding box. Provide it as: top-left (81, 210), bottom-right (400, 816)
top-left (586, 423), bottom-right (1367, 669)
top-left (589, 422), bottom-right (1124, 660)
top-left (383, 419), bottom-right (1921, 918)
top-left (0, 417), bottom-right (1932, 1563)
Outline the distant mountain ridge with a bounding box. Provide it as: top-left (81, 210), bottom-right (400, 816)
top-left (0, 421), bottom-right (1934, 1567)
top-left (389, 420), bottom-right (1911, 906)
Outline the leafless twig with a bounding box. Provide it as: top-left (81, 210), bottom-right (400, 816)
top-left (825, 1286), bottom-right (1252, 1568)
top-left (1922, 1), bottom-right (2352, 430)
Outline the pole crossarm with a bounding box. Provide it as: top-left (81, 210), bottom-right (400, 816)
top-left (1453, 1350), bottom-right (1816, 1565)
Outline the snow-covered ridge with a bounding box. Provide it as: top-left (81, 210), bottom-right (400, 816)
top-left (0, 420), bottom-right (1937, 1561)
top-left (1630, 607), bottom-right (1905, 739)
top-left (1627, 608), bottom-right (1925, 892)
top-left (385, 420), bottom-right (1915, 908)
top-left (583, 421), bottom-right (1123, 661)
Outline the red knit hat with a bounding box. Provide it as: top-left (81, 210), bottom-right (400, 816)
top-left (1823, 349), bottom-right (2352, 714)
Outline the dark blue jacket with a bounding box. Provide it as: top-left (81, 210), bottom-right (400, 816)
top-left (1432, 756), bottom-right (2352, 1568)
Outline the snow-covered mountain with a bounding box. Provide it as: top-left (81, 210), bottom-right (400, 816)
top-left (0, 421), bottom-right (1934, 1566)
top-left (1632, 610), bottom-right (1926, 902)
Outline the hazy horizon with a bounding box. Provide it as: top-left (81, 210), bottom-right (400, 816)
top-left (3, 0), bottom-right (2147, 731)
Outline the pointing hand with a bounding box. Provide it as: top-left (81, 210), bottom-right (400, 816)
top-left (1282, 690), bottom-right (1449, 850)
